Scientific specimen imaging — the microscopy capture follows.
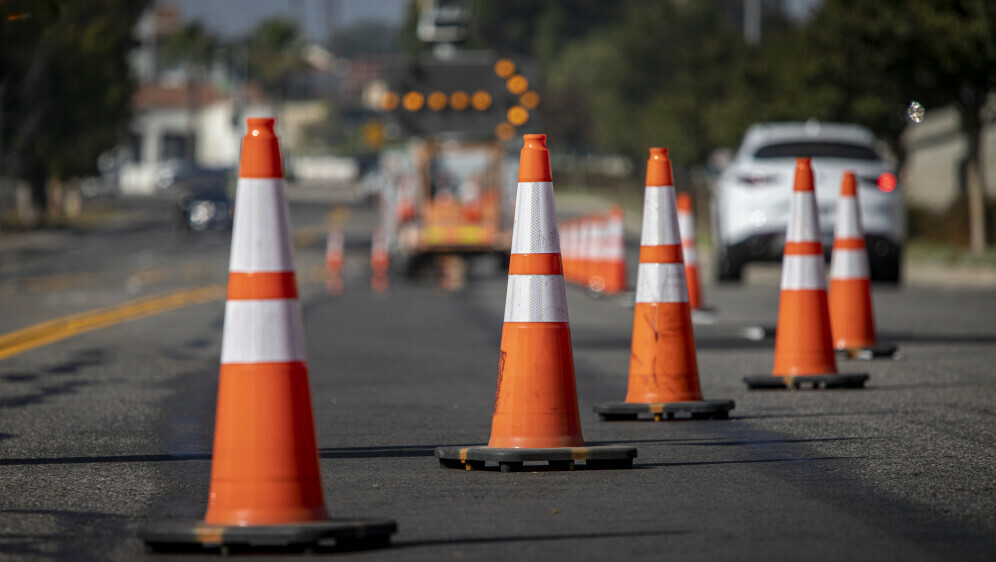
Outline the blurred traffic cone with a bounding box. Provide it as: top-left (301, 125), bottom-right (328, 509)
top-left (601, 205), bottom-right (627, 294)
top-left (676, 193), bottom-right (709, 312)
top-left (745, 158), bottom-right (868, 390)
top-left (436, 134), bottom-right (635, 472)
top-left (325, 228), bottom-right (344, 297)
top-left (829, 172), bottom-right (897, 359)
top-left (141, 118), bottom-right (394, 552)
top-left (595, 148), bottom-right (733, 421)
top-left (370, 228), bottom-right (389, 292)
top-left (566, 218), bottom-right (580, 285)
top-left (559, 220), bottom-right (573, 284)
top-left (587, 214), bottom-right (608, 293)
top-left (578, 215), bottom-right (593, 288)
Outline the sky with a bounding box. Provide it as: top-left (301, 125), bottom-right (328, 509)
top-left (166, 0), bottom-right (411, 41)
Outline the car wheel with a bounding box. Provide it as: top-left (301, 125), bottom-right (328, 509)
top-left (716, 246), bottom-right (744, 283)
top-left (869, 246), bottom-right (901, 284)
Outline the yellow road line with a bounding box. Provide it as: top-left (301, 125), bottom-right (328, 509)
top-left (0, 284), bottom-right (226, 361)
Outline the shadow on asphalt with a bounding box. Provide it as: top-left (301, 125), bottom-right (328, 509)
top-left (392, 529), bottom-right (689, 550)
top-left (0, 453), bottom-right (211, 466)
top-left (0, 348), bottom-right (107, 409)
top-left (319, 445), bottom-right (438, 459)
top-left (640, 455), bottom-right (864, 468)
top-left (878, 332), bottom-right (996, 345)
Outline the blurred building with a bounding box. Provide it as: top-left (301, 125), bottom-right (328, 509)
top-left (116, 2), bottom-right (347, 195)
top-left (902, 103), bottom-right (996, 210)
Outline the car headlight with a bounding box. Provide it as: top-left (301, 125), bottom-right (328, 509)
top-left (190, 201), bottom-right (215, 230)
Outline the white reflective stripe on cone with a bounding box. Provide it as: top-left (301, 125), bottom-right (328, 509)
top-left (510, 182), bottom-right (560, 254)
top-left (683, 247), bottom-right (698, 266)
top-left (835, 197), bottom-right (864, 238)
top-left (635, 263), bottom-right (689, 304)
top-left (595, 222), bottom-right (610, 260)
top-left (560, 224), bottom-right (572, 259)
top-left (830, 248), bottom-right (870, 279)
top-left (786, 190), bottom-right (821, 243)
top-left (221, 299), bottom-right (307, 363)
top-left (781, 254), bottom-right (828, 290)
top-left (606, 238), bottom-right (625, 260)
top-left (678, 212), bottom-right (694, 243)
top-left (504, 275), bottom-right (569, 322)
top-left (641, 186), bottom-right (681, 246)
top-left (229, 178), bottom-right (295, 273)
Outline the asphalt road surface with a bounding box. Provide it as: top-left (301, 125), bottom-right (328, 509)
top-left (1, 190), bottom-right (994, 561)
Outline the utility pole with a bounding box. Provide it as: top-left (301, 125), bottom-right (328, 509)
top-left (744, 0), bottom-right (761, 46)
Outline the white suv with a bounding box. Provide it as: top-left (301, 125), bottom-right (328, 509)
top-left (711, 121), bottom-right (905, 283)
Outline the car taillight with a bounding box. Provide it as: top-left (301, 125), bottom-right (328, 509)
top-left (878, 172), bottom-right (897, 192)
top-left (737, 172), bottom-right (778, 186)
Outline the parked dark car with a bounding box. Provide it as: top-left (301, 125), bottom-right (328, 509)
top-left (175, 170), bottom-right (234, 232)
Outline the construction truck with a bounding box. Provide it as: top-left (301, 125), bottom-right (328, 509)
top-left (391, 137), bottom-right (514, 283)
top-left (370, 0), bottom-right (539, 286)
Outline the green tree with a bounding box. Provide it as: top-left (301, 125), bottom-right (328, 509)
top-left (160, 22), bottom-right (216, 162)
top-left (0, 0), bottom-right (147, 221)
top-left (771, 0), bottom-right (996, 252)
top-left (248, 18), bottom-right (305, 102)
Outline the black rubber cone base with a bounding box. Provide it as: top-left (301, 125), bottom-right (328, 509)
top-left (140, 518), bottom-right (396, 554)
top-left (836, 343), bottom-right (899, 360)
top-left (744, 373), bottom-right (869, 390)
top-left (594, 399), bottom-right (734, 421)
top-left (435, 445), bottom-right (637, 472)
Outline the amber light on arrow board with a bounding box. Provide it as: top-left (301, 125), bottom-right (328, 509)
top-left (402, 91), bottom-right (425, 112)
top-left (471, 90), bottom-right (492, 111)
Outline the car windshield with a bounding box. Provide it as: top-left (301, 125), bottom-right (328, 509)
top-left (754, 142), bottom-right (879, 160)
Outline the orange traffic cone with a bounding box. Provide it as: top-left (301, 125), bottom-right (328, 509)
top-left (559, 219), bottom-right (573, 284)
top-left (745, 158), bottom-right (868, 390)
top-left (587, 214), bottom-right (608, 293)
top-left (830, 172), bottom-right (897, 359)
top-left (595, 148), bottom-right (733, 421)
top-left (578, 215), bottom-right (594, 288)
top-left (325, 228), bottom-right (344, 297)
top-left (141, 118), bottom-right (394, 552)
top-left (436, 134), bottom-right (636, 472)
top-left (601, 205), bottom-right (627, 294)
top-left (370, 227), bottom-right (389, 292)
top-left (676, 193), bottom-right (710, 312)
top-left (567, 218), bottom-right (581, 285)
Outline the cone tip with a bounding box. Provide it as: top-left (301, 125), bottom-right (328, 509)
top-left (793, 157), bottom-right (814, 192)
top-left (523, 134), bottom-right (547, 149)
top-left (518, 134), bottom-right (552, 181)
top-left (677, 192), bottom-right (692, 211)
top-left (841, 170), bottom-right (857, 196)
top-left (240, 117), bottom-right (283, 178)
top-left (246, 117), bottom-right (276, 135)
top-left (645, 147), bottom-right (674, 186)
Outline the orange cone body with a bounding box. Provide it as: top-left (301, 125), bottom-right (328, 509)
top-left (560, 219), bottom-right (574, 284)
top-left (772, 158), bottom-right (838, 376)
top-left (326, 229), bottom-right (344, 275)
top-left (602, 206), bottom-right (627, 294)
top-left (829, 172), bottom-right (877, 350)
top-left (587, 214), bottom-right (608, 292)
top-left (677, 193), bottom-right (704, 310)
top-left (205, 118), bottom-right (328, 526)
top-left (568, 218), bottom-right (582, 285)
top-left (489, 134), bottom-right (583, 449)
top-left (370, 228), bottom-right (389, 291)
top-left (577, 216), bottom-right (592, 288)
top-left (325, 229), bottom-right (345, 296)
top-left (625, 148), bottom-right (702, 403)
